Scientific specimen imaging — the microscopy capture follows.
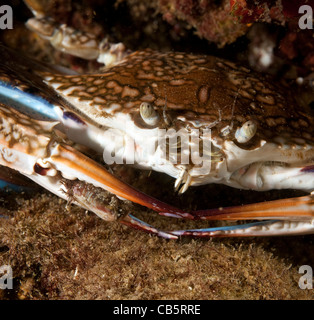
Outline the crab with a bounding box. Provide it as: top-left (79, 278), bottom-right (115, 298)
top-left (0, 0), bottom-right (313, 238)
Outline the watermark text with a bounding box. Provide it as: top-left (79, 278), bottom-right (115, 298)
top-left (298, 265), bottom-right (313, 289)
top-left (299, 5), bottom-right (313, 29)
top-left (0, 265), bottom-right (13, 289)
top-left (0, 5), bottom-right (13, 30)
top-left (102, 125), bottom-right (213, 175)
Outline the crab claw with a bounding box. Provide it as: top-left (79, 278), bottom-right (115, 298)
top-left (46, 142), bottom-right (191, 217)
top-left (0, 104), bottom-right (191, 221)
top-left (169, 193), bottom-right (314, 237)
top-left (171, 220), bottom-right (314, 237)
top-left (192, 195), bottom-right (314, 221)
top-left (46, 178), bottom-right (178, 238)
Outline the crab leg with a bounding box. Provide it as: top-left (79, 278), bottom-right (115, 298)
top-left (192, 194), bottom-right (314, 221)
top-left (171, 220), bottom-right (314, 237)
top-left (0, 80), bottom-right (59, 121)
top-left (169, 193), bottom-right (314, 237)
top-left (71, 184), bottom-right (178, 238)
top-left (120, 214), bottom-right (178, 239)
top-left (0, 104), bottom-right (191, 221)
top-left (23, 0), bottom-right (130, 66)
top-left (29, 174), bottom-right (178, 239)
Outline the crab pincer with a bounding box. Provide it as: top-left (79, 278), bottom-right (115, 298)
top-left (0, 104), bottom-right (190, 238)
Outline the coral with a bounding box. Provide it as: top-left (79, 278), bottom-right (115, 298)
top-left (158, 0), bottom-right (248, 47)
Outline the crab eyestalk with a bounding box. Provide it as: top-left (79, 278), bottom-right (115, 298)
top-left (235, 120), bottom-right (257, 143)
top-left (140, 102), bottom-right (160, 127)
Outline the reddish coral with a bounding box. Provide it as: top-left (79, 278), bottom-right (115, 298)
top-left (157, 0), bottom-right (312, 48)
top-left (279, 24), bottom-right (314, 71)
top-left (230, 0), bottom-right (265, 23)
top-left (279, 32), bottom-right (298, 60)
top-left (158, 0), bottom-right (314, 69)
top-left (159, 0), bottom-right (248, 47)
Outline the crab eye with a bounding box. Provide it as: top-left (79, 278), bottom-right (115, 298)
top-left (235, 120), bottom-right (257, 143)
top-left (139, 102), bottom-right (159, 126)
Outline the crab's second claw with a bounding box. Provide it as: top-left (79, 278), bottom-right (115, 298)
top-left (48, 142), bottom-right (190, 218)
top-left (171, 220), bottom-right (314, 237)
top-left (0, 104), bottom-right (189, 221)
top-left (193, 195), bottom-right (314, 221)
top-left (172, 193), bottom-right (314, 237)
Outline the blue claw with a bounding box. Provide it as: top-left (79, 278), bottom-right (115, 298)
top-left (0, 180), bottom-right (30, 193)
top-left (0, 166), bottom-right (37, 193)
top-left (121, 214), bottom-right (178, 239)
top-left (0, 81), bottom-right (59, 120)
